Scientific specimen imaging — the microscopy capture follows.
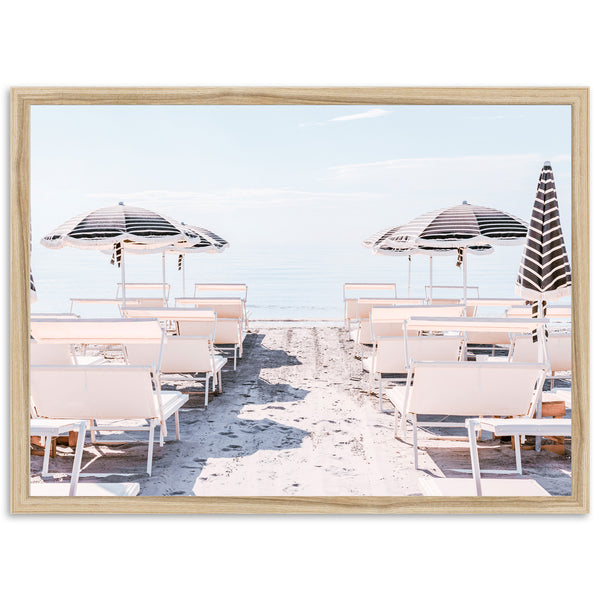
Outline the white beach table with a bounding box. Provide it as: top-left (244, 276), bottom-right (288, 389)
top-left (30, 418), bottom-right (87, 496)
top-left (467, 417), bottom-right (572, 496)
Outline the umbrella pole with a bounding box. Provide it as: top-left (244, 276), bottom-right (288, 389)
top-left (462, 251), bottom-right (468, 316)
top-left (407, 257), bottom-right (411, 297)
top-left (162, 251), bottom-right (167, 306)
top-left (182, 255), bottom-right (186, 297)
top-left (429, 256), bottom-right (433, 302)
top-left (121, 251), bottom-right (126, 309)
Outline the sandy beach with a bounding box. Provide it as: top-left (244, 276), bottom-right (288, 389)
top-left (30, 325), bottom-right (572, 496)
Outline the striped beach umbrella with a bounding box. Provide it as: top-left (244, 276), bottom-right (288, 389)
top-left (365, 202), bottom-right (528, 299)
top-left (40, 202), bottom-right (220, 306)
top-left (123, 222), bottom-right (230, 296)
top-left (363, 227), bottom-right (493, 296)
top-left (30, 270), bottom-right (37, 303)
top-left (515, 162), bottom-right (571, 340)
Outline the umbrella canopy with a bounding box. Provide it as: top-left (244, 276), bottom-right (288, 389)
top-left (41, 203), bottom-right (207, 251)
top-left (365, 202), bottom-right (528, 300)
top-left (374, 201), bottom-right (528, 249)
top-left (40, 203), bottom-right (218, 306)
top-left (515, 162), bottom-right (572, 302)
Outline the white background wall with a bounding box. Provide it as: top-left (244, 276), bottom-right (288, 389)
top-left (2, 2), bottom-right (596, 597)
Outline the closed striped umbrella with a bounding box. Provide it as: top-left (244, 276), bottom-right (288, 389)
top-left (515, 162), bottom-right (571, 343)
top-left (515, 162), bottom-right (571, 302)
top-left (41, 203), bottom-right (222, 306)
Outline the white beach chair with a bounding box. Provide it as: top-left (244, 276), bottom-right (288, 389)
top-left (122, 307), bottom-right (216, 337)
top-left (342, 283), bottom-right (398, 334)
top-left (509, 333), bottom-right (571, 386)
top-left (388, 361), bottom-right (546, 469)
top-left (30, 418), bottom-right (87, 496)
top-left (30, 364), bottom-right (188, 475)
top-left (194, 283), bottom-right (249, 327)
top-left (30, 482), bottom-right (141, 496)
top-left (363, 334), bottom-right (465, 411)
top-left (175, 297), bottom-right (247, 367)
top-left (124, 335), bottom-right (227, 407)
top-left (355, 304), bottom-right (465, 355)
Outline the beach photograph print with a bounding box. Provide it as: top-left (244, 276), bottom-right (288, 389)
top-left (28, 103), bottom-right (573, 499)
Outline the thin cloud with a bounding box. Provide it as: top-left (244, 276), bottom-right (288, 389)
top-left (329, 108), bottom-right (391, 122)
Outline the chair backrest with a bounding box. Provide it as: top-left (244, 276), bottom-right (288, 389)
top-left (125, 336), bottom-right (213, 374)
top-left (429, 298), bottom-right (476, 317)
top-left (510, 333), bottom-right (571, 372)
top-left (30, 318), bottom-right (163, 345)
top-left (30, 340), bottom-right (75, 365)
top-left (425, 285), bottom-right (480, 299)
top-left (356, 299), bottom-right (429, 321)
top-left (31, 313), bottom-right (80, 320)
top-left (506, 305), bottom-right (572, 320)
top-left (116, 282), bottom-right (170, 299)
top-left (343, 283), bottom-right (397, 299)
top-left (122, 308), bottom-right (216, 337)
top-left (30, 365), bottom-right (159, 420)
top-left (175, 297), bottom-right (244, 319)
top-left (194, 283), bottom-right (247, 301)
top-left (375, 336), bottom-right (464, 374)
top-left (408, 362), bottom-right (545, 417)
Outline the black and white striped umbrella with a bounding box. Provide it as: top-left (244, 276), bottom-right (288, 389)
top-left (515, 162), bottom-right (571, 303)
top-left (41, 203), bottom-right (207, 251)
top-left (376, 202), bottom-right (528, 249)
top-left (365, 202), bottom-right (527, 298)
top-left (363, 226), bottom-right (493, 296)
top-left (40, 203), bottom-right (226, 305)
top-left (30, 270), bottom-right (37, 303)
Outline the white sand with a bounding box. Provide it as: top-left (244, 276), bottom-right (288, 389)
top-left (30, 326), bottom-right (572, 496)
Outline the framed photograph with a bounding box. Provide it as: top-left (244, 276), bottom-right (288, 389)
top-left (11, 87), bottom-right (589, 514)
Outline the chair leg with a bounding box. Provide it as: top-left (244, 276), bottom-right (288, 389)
top-left (174, 410), bottom-right (180, 441)
top-left (218, 370), bottom-right (222, 393)
top-left (467, 419), bottom-right (483, 496)
top-left (69, 422), bottom-right (87, 497)
top-left (147, 422), bottom-right (156, 476)
top-left (514, 434), bottom-right (522, 474)
top-left (234, 348), bottom-right (237, 371)
top-left (42, 436), bottom-right (52, 477)
top-left (205, 375), bottom-right (209, 407)
top-left (412, 418), bottom-right (419, 469)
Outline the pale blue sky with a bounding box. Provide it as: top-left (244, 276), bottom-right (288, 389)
top-left (31, 104), bottom-right (571, 247)
top-left (30, 104), bottom-right (572, 314)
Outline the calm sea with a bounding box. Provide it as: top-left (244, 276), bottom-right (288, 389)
top-left (30, 242), bottom-right (570, 321)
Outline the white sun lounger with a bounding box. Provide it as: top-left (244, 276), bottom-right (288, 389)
top-left (30, 482), bottom-right (141, 496)
top-left (355, 304), bottom-right (465, 354)
top-left (509, 333), bottom-right (571, 386)
top-left (30, 364), bottom-right (188, 475)
top-left (419, 477), bottom-right (550, 497)
top-left (466, 417), bottom-right (572, 496)
top-left (122, 307), bottom-right (216, 337)
top-left (124, 335), bottom-right (227, 407)
top-left (174, 298), bottom-right (247, 367)
top-left (506, 305), bottom-right (572, 320)
top-left (30, 418), bottom-right (87, 496)
top-left (194, 283), bottom-right (249, 327)
top-left (363, 334), bottom-right (465, 411)
top-left (388, 361), bottom-right (547, 469)
top-left (342, 283), bottom-right (400, 332)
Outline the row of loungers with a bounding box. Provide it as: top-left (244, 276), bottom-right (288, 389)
top-left (30, 302), bottom-right (251, 489)
top-left (344, 284), bottom-right (572, 492)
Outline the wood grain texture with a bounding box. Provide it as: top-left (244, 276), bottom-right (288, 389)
top-left (11, 87), bottom-right (589, 514)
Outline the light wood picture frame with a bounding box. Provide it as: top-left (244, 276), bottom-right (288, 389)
top-left (11, 87), bottom-right (589, 514)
